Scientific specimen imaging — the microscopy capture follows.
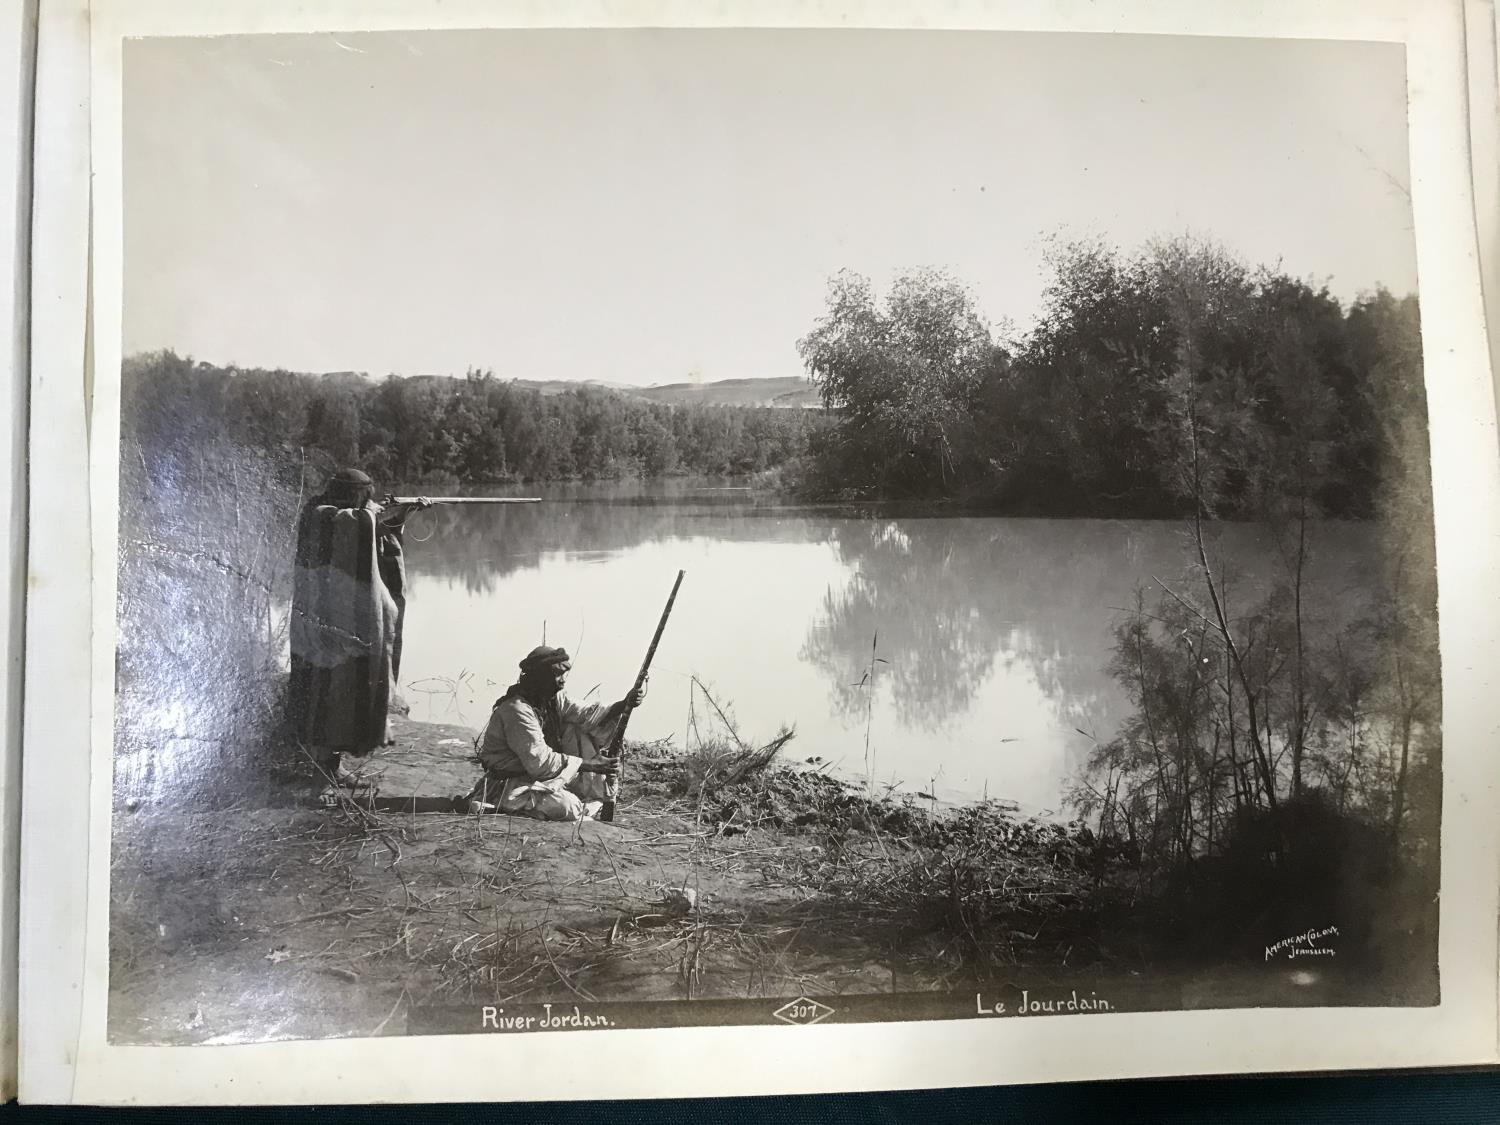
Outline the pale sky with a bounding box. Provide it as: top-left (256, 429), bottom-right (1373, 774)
top-left (123, 30), bottom-right (1416, 386)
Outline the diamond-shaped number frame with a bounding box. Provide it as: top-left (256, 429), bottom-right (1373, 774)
top-left (772, 997), bottom-right (835, 1025)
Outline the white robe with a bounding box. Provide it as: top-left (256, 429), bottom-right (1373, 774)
top-left (474, 693), bottom-right (616, 821)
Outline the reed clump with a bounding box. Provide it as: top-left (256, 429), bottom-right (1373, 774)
top-left (676, 729), bottom-right (796, 803)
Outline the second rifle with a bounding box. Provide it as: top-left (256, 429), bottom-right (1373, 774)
top-left (599, 570), bottom-right (685, 823)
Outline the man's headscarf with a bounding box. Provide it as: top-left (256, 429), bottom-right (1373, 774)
top-left (320, 467), bottom-right (375, 508)
top-left (520, 646), bottom-right (571, 676)
top-left (504, 646), bottom-right (573, 733)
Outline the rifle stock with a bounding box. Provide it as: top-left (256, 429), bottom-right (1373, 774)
top-left (600, 569), bottom-right (685, 822)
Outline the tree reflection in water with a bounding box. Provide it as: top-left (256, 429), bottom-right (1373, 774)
top-left (801, 516), bottom-right (1374, 743)
top-left (800, 518), bottom-right (1182, 749)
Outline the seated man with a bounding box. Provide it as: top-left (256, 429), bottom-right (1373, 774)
top-left (469, 645), bottom-right (647, 821)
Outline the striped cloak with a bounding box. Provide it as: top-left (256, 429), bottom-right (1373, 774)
top-left (288, 500), bottom-right (398, 756)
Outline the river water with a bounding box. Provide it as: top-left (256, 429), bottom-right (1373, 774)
top-left (396, 481), bottom-right (1378, 812)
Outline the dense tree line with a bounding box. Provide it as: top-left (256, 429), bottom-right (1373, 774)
top-left (120, 354), bottom-right (824, 486)
top-left (796, 237), bottom-right (1423, 521)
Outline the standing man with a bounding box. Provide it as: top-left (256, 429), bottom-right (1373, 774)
top-left (469, 645), bottom-right (648, 821)
top-left (288, 467), bottom-right (428, 791)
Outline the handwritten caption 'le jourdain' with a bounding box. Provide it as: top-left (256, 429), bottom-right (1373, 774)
top-left (1264, 925), bottom-right (1339, 962)
top-left (975, 990), bottom-right (1114, 1016)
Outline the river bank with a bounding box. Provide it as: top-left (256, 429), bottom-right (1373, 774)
top-left (107, 714), bottom-right (1427, 1045)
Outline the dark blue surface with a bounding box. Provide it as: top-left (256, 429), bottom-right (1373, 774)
top-left (4, 1070), bottom-right (1500, 1122)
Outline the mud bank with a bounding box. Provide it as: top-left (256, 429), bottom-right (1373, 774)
top-left (107, 716), bottom-right (1426, 1046)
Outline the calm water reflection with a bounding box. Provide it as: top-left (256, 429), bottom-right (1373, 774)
top-left (397, 481), bottom-right (1376, 811)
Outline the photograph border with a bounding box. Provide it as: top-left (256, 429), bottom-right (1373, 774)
top-left (19, 0), bottom-right (1500, 1105)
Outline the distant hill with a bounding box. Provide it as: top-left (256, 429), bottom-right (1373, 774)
top-left (630, 377), bottom-right (820, 409)
top-left (504, 378), bottom-right (640, 397)
top-left (328, 372), bottom-right (822, 409)
top-left (507, 375), bottom-right (821, 409)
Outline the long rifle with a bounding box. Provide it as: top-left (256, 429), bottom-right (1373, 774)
top-left (600, 569), bottom-right (685, 823)
top-left (388, 496), bottom-right (541, 505)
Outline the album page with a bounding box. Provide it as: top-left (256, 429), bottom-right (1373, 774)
top-left (19, 0), bottom-right (1500, 1104)
top-left (0, 0), bottom-right (37, 1102)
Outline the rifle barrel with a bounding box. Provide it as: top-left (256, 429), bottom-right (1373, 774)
top-left (630, 570), bottom-right (686, 697)
top-left (389, 496), bottom-right (541, 504)
top-left (601, 569), bottom-right (685, 823)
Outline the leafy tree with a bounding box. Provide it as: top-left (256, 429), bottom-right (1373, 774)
top-left (798, 269), bottom-right (1004, 496)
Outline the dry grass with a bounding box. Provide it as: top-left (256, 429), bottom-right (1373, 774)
top-left (259, 739), bottom-right (937, 1006)
top-left (279, 783), bottom-right (839, 1007)
top-left (111, 711), bottom-right (1150, 1043)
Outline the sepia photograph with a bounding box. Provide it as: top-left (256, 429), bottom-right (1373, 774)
top-left (105, 25), bottom-right (1443, 1047)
